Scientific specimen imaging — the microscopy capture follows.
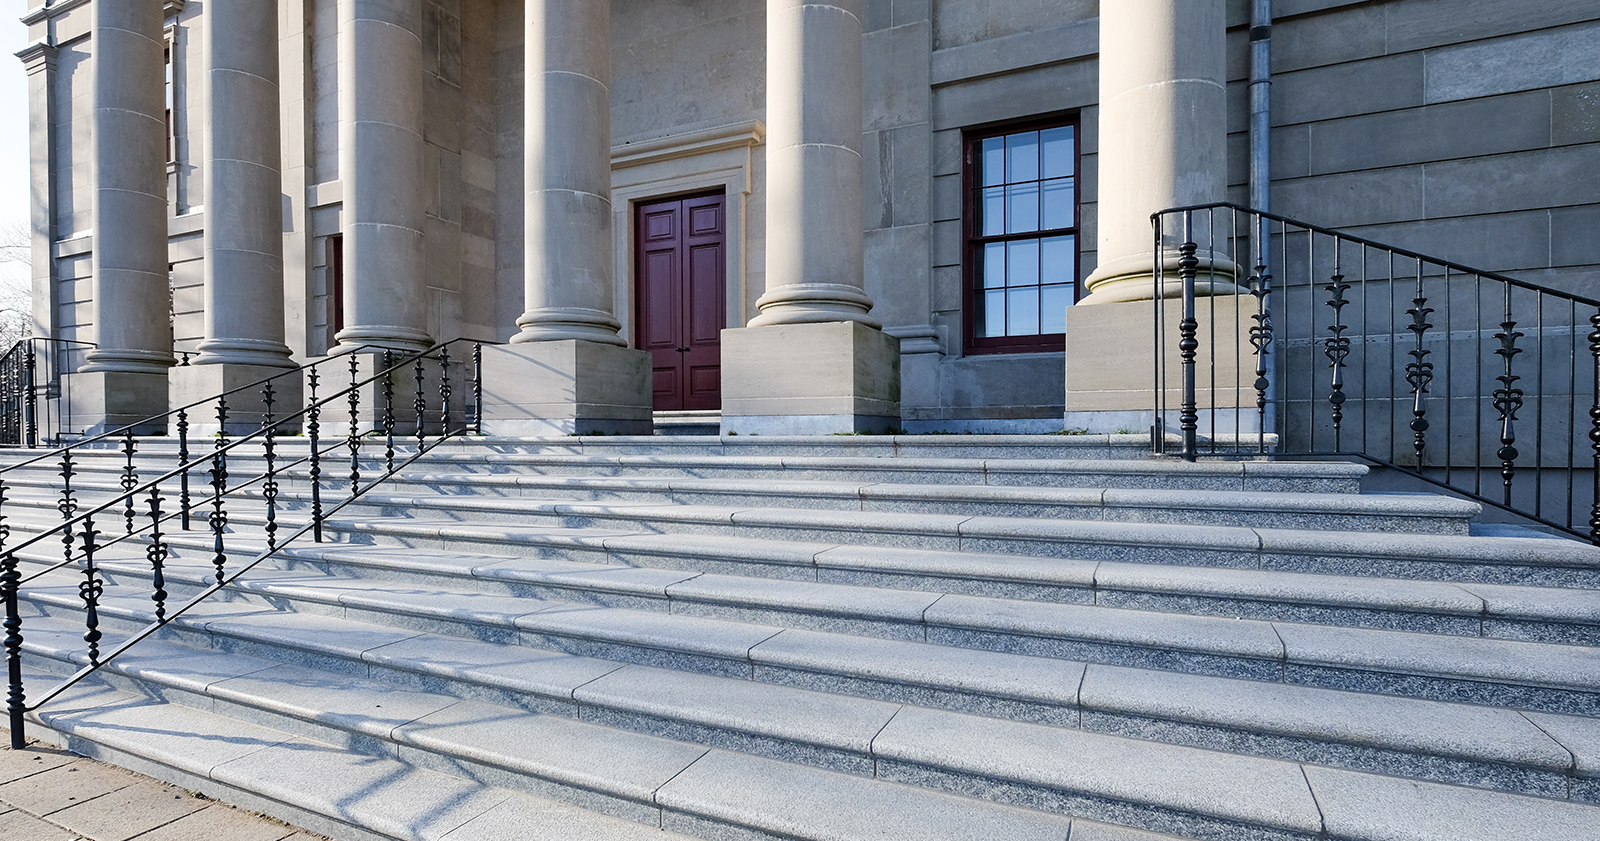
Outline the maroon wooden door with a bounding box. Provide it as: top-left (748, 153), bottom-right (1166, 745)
top-left (636, 192), bottom-right (726, 411)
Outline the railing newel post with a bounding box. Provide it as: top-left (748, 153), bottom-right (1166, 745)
top-left (209, 396), bottom-right (229, 586)
top-left (414, 354), bottom-right (427, 449)
top-left (57, 451), bottom-right (76, 566)
top-left (23, 342), bottom-right (37, 449)
top-left (1323, 238), bottom-right (1351, 448)
top-left (2, 547), bottom-right (23, 749)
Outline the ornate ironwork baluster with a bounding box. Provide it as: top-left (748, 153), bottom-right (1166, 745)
top-left (3, 548), bottom-right (24, 749)
top-left (307, 367), bottom-right (324, 542)
top-left (23, 343), bottom-right (36, 449)
top-left (209, 401), bottom-right (229, 586)
top-left (261, 380), bottom-right (280, 552)
top-left (176, 405), bottom-right (191, 530)
top-left (438, 345), bottom-right (453, 434)
top-left (381, 350), bottom-right (395, 473)
top-left (414, 354), bottom-right (427, 449)
top-left (78, 517), bottom-right (103, 666)
top-left (348, 354), bottom-right (362, 494)
top-left (146, 487), bottom-right (169, 624)
top-left (473, 342), bottom-right (484, 435)
top-left (1490, 287), bottom-right (1525, 506)
top-left (1403, 271), bottom-right (1435, 461)
top-left (1247, 252), bottom-right (1274, 438)
top-left (120, 430), bottom-right (138, 534)
top-left (1588, 310), bottom-right (1600, 545)
top-left (1323, 253), bottom-right (1352, 446)
top-left (57, 451), bottom-right (77, 566)
top-left (1177, 237), bottom-right (1201, 461)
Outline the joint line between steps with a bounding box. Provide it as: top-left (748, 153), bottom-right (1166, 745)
top-left (1515, 710), bottom-right (1580, 787)
top-left (1266, 622), bottom-right (1290, 682)
top-left (1298, 764), bottom-right (1329, 839)
top-left (865, 704), bottom-right (906, 779)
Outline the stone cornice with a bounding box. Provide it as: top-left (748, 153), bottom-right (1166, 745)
top-left (23, 0), bottom-right (184, 26)
top-left (14, 41), bottom-right (57, 72)
top-left (611, 120), bottom-right (766, 169)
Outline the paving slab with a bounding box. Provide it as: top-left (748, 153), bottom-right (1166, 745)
top-left (1305, 763), bottom-right (1600, 841)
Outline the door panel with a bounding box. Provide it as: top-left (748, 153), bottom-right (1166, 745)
top-left (635, 192), bottom-right (726, 411)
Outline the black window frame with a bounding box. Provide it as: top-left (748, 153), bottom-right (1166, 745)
top-left (961, 114), bottom-right (1081, 355)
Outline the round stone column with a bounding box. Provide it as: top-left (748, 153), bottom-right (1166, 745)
top-left (1079, 0), bottom-right (1235, 305)
top-left (334, 0), bottom-right (430, 352)
top-left (81, 0), bottom-right (174, 374)
top-left (195, 0), bottom-right (294, 368)
top-left (513, 0), bottom-right (625, 346)
top-left (747, 0), bottom-right (878, 327)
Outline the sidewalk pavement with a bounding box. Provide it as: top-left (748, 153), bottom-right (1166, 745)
top-left (1, 740), bottom-right (327, 841)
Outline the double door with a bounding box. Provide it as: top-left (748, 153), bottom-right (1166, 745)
top-left (635, 192), bottom-right (726, 411)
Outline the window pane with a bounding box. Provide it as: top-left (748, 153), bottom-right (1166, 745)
top-left (1041, 283), bottom-right (1073, 333)
top-left (977, 289), bottom-right (1005, 337)
top-left (982, 242), bottom-right (1006, 289)
top-left (1006, 131), bottom-right (1039, 183)
top-left (1006, 183), bottom-right (1039, 234)
top-left (1041, 235), bottom-right (1075, 284)
top-left (1041, 126), bottom-right (1074, 179)
top-left (980, 137), bottom-right (1005, 186)
top-left (1006, 239), bottom-right (1039, 288)
top-left (980, 187), bottom-right (1005, 236)
top-left (1041, 178), bottom-right (1074, 230)
top-left (1007, 287), bottom-right (1040, 336)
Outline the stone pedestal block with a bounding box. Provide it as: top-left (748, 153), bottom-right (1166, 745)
top-left (1063, 297), bottom-right (1260, 435)
top-left (478, 341), bottom-right (652, 436)
top-left (63, 371), bottom-right (170, 436)
top-left (720, 322), bottom-right (900, 435)
top-left (170, 364), bottom-right (305, 437)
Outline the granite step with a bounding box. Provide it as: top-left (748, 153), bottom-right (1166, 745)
top-left (17, 611), bottom-right (1600, 841)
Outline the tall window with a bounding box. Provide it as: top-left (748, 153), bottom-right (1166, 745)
top-left (963, 119), bottom-right (1078, 354)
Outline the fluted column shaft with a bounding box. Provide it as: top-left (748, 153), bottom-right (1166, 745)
top-left (334, 0), bottom-right (430, 352)
top-left (1080, 0), bottom-right (1230, 304)
top-left (196, 0), bottom-right (294, 368)
top-left (514, 0), bottom-right (624, 346)
top-left (749, 0), bottom-right (876, 328)
top-left (82, 0), bottom-right (174, 373)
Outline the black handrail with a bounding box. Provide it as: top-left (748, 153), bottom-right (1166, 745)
top-left (1, 338), bottom-right (494, 747)
top-left (1151, 203), bottom-right (1599, 544)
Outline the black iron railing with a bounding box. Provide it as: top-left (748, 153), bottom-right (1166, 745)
top-left (1151, 203), bottom-right (1600, 543)
top-left (2, 339), bottom-right (491, 747)
top-left (0, 338), bottom-right (99, 448)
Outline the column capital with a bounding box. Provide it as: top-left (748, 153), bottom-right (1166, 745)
top-left (14, 42), bottom-right (56, 75)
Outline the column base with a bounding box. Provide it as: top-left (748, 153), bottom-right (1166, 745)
top-left (720, 321), bottom-right (900, 435)
top-left (170, 364), bottom-right (305, 436)
top-left (61, 370), bottom-right (170, 437)
top-left (1078, 250), bottom-right (1242, 306)
top-left (478, 341), bottom-right (652, 436)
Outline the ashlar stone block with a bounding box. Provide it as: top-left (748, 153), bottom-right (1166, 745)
top-left (479, 340), bottom-right (652, 436)
top-left (721, 321), bottom-right (901, 435)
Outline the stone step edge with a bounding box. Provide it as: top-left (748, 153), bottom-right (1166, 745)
top-left (17, 648), bottom-right (1200, 841)
top-left (19, 594), bottom-right (1592, 808)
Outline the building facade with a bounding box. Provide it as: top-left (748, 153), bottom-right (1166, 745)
top-left (17, 0), bottom-right (1600, 435)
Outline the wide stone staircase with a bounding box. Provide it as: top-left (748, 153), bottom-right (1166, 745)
top-left (3, 434), bottom-right (1599, 840)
